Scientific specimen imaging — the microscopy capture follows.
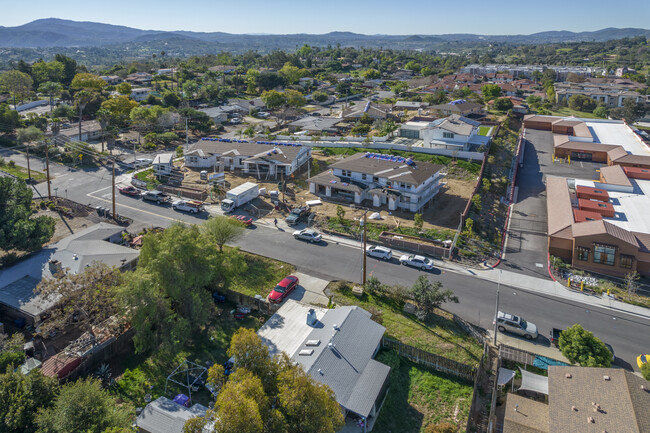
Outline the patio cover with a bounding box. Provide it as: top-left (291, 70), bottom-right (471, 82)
top-left (497, 367), bottom-right (516, 387)
top-left (518, 368), bottom-right (548, 395)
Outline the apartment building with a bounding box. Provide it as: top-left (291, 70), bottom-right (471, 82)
top-left (307, 152), bottom-right (445, 212)
top-left (554, 82), bottom-right (646, 108)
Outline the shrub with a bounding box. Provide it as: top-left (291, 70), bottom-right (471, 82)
top-left (425, 422), bottom-right (458, 433)
top-left (8, 160), bottom-right (15, 168)
top-left (642, 362), bottom-right (650, 381)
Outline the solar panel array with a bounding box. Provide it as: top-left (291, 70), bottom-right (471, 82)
top-left (363, 152), bottom-right (415, 166)
top-left (202, 137), bottom-right (303, 147)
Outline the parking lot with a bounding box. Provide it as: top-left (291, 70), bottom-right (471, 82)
top-left (504, 128), bottom-right (603, 278)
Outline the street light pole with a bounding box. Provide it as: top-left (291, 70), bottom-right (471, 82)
top-left (111, 159), bottom-right (116, 219)
top-left (362, 211), bottom-right (368, 285)
top-left (493, 270), bottom-right (502, 346)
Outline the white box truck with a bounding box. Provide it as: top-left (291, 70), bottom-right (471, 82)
top-left (221, 182), bottom-right (259, 213)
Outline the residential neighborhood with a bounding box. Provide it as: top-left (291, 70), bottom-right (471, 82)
top-left (0, 8), bottom-right (649, 433)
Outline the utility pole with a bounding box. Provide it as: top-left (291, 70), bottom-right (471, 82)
top-left (362, 212), bottom-right (368, 285)
top-left (25, 141), bottom-right (31, 182)
top-left (111, 159), bottom-right (116, 219)
top-left (45, 141), bottom-right (51, 198)
top-left (493, 270), bottom-right (502, 346)
top-left (133, 140), bottom-right (136, 167)
top-left (185, 117), bottom-right (189, 151)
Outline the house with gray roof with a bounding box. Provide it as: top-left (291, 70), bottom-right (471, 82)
top-left (136, 397), bottom-right (208, 433)
top-left (185, 138), bottom-right (311, 180)
top-left (399, 114), bottom-right (489, 151)
top-left (287, 116), bottom-right (342, 134)
top-left (257, 300), bottom-right (390, 428)
top-left (0, 223), bottom-right (139, 325)
top-left (308, 152), bottom-right (445, 212)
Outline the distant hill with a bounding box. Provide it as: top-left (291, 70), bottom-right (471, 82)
top-left (0, 18), bottom-right (648, 49)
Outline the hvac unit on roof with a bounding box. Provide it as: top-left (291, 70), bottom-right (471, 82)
top-left (306, 309), bottom-right (317, 326)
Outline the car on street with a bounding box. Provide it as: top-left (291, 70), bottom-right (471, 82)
top-left (285, 206), bottom-right (310, 226)
top-left (230, 214), bottom-right (253, 226)
top-left (268, 275), bottom-right (299, 304)
top-left (293, 228), bottom-right (322, 243)
top-left (141, 190), bottom-right (171, 204)
top-left (229, 118), bottom-right (241, 125)
top-left (172, 199), bottom-right (205, 214)
top-left (496, 311), bottom-right (538, 340)
top-left (258, 112), bottom-right (271, 119)
top-left (132, 158), bottom-right (152, 168)
top-left (637, 353), bottom-right (649, 369)
top-left (399, 254), bottom-right (433, 270)
top-left (366, 245), bottom-right (392, 260)
top-left (119, 185), bottom-right (141, 197)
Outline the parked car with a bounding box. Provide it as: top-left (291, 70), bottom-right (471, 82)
top-left (293, 228), bottom-right (322, 243)
top-left (141, 190), bottom-right (171, 204)
top-left (268, 275), bottom-right (299, 304)
top-left (258, 112), bottom-right (271, 118)
top-left (119, 185), bottom-right (141, 197)
top-left (230, 214), bottom-right (253, 226)
top-left (399, 254), bottom-right (433, 270)
top-left (638, 354), bottom-right (649, 369)
top-left (285, 206), bottom-right (310, 226)
top-left (366, 245), bottom-right (392, 260)
top-left (229, 118), bottom-right (241, 125)
top-left (172, 199), bottom-right (205, 214)
top-left (132, 158), bottom-right (152, 168)
top-left (496, 311), bottom-right (538, 340)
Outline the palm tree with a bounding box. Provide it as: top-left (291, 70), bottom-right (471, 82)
top-left (96, 108), bottom-right (111, 153)
top-left (74, 90), bottom-right (93, 141)
top-left (38, 81), bottom-right (63, 112)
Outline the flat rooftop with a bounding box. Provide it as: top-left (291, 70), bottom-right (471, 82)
top-left (586, 120), bottom-right (650, 157)
top-left (574, 177), bottom-right (650, 234)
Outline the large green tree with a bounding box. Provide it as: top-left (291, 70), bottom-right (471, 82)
top-left (0, 70), bottom-right (33, 110)
top-left (38, 82), bottom-right (63, 112)
top-left (568, 94), bottom-right (597, 113)
top-left (481, 84), bottom-right (501, 101)
top-left (409, 276), bottom-right (458, 320)
top-left (558, 324), bottom-right (612, 367)
top-left (35, 378), bottom-right (131, 433)
top-left (261, 90), bottom-right (286, 110)
top-left (0, 370), bottom-right (58, 433)
top-left (0, 177), bottom-right (55, 252)
top-left (609, 98), bottom-right (647, 124)
top-left (30, 61), bottom-right (64, 88)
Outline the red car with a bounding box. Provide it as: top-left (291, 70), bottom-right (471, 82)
top-left (268, 276), bottom-right (299, 304)
top-left (119, 186), bottom-right (141, 197)
top-left (230, 214), bottom-right (253, 227)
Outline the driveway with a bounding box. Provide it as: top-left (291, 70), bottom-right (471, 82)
top-left (285, 271), bottom-right (330, 306)
top-left (503, 128), bottom-right (603, 278)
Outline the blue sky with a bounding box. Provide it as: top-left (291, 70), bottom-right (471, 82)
top-left (2, 0), bottom-right (649, 35)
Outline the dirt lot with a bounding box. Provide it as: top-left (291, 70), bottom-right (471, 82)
top-left (34, 198), bottom-right (103, 245)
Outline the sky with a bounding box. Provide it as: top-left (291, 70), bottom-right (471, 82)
top-left (2, 0), bottom-right (649, 35)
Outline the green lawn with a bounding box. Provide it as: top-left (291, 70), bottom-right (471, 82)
top-left (372, 350), bottom-right (473, 433)
top-left (112, 312), bottom-right (264, 408)
top-left (329, 282), bottom-right (483, 366)
top-left (226, 249), bottom-right (296, 297)
top-left (133, 168), bottom-right (161, 190)
top-left (478, 126), bottom-right (492, 136)
top-left (0, 162), bottom-right (46, 181)
top-left (548, 107), bottom-right (601, 119)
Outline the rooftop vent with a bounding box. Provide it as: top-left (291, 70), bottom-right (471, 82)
top-left (565, 373), bottom-right (572, 379)
top-left (642, 385), bottom-right (648, 392)
top-left (603, 375), bottom-right (610, 381)
top-left (298, 349), bottom-right (314, 356)
top-left (572, 406), bottom-right (578, 412)
top-left (332, 323), bottom-right (338, 330)
top-left (588, 417), bottom-right (595, 424)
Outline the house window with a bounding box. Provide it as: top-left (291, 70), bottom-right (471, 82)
top-left (386, 181), bottom-right (392, 187)
top-left (373, 176), bottom-right (379, 183)
top-left (576, 247), bottom-right (590, 261)
top-left (620, 255), bottom-right (634, 269)
top-left (402, 196), bottom-right (410, 203)
top-left (361, 174), bottom-right (367, 180)
top-left (399, 182), bottom-right (408, 189)
top-left (593, 244), bottom-right (616, 266)
top-left (594, 190), bottom-right (602, 194)
top-left (443, 132), bottom-right (454, 139)
top-left (598, 203), bottom-right (608, 208)
top-left (341, 170), bottom-right (351, 177)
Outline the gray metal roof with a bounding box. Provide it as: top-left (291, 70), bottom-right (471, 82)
top-left (344, 359), bottom-right (391, 417)
top-left (288, 116), bottom-right (341, 131)
top-left (136, 397), bottom-right (208, 433)
top-left (0, 223), bottom-right (139, 317)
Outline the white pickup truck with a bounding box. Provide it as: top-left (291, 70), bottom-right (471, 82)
top-left (172, 199), bottom-right (205, 214)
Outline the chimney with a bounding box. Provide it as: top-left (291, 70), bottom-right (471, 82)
top-left (306, 309), bottom-right (317, 327)
top-left (48, 259), bottom-right (63, 276)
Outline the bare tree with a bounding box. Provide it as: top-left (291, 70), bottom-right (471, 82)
top-left (625, 271), bottom-right (640, 296)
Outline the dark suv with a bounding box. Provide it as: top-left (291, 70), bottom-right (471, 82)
top-left (285, 206), bottom-right (310, 226)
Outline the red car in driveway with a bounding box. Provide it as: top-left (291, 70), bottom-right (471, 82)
top-left (230, 214), bottom-right (253, 226)
top-left (119, 185), bottom-right (141, 197)
top-left (268, 276), bottom-right (299, 304)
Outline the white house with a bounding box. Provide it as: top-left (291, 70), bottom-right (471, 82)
top-left (54, 120), bottom-right (103, 142)
top-left (186, 139), bottom-right (311, 179)
top-left (130, 88), bottom-right (152, 102)
top-left (399, 114), bottom-right (488, 151)
top-left (308, 152), bottom-right (445, 212)
top-left (153, 153), bottom-right (174, 177)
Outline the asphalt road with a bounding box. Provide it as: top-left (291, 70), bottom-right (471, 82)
top-left (3, 149), bottom-right (649, 370)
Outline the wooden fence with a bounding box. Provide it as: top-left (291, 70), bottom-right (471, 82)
top-left (381, 336), bottom-right (476, 381)
top-left (157, 185), bottom-right (208, 201)
top-left (378, 231), bottom-right (451, 259)
top-left (220, 288), bottom-right (273, 315)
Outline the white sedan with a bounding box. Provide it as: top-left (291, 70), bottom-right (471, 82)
top-left (366, 245), bottom-right (393, 260)
top-left (399, 254), bottom-right (434, 270)
top-left (293, 229), bottom-right (322, 243)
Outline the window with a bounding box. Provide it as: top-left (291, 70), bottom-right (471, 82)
top-left (443, 132), bottom-right (454, 139)
top-left (386, 181), bottom-right (392, 187)
top-left (399, 182), bottom-right (408, 189)
top-left (341, 169), bottom-right (351, 177)
top-left (594, 190), bottom-right (602, 194)
top-left (620, 255), bottom-right (634, 269)
top-left (402, 196), bottom-right (410, 203)
top-left (594, 244), bottom-right (616, 266)
top-left (576, 246), bottom-right (590, 261)
top-left (598, 203), bottom-right (608, 208)
top-left (373, 176), bottom-right (379, 183)
top-left (361, 174), bottom-right (367, 180)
